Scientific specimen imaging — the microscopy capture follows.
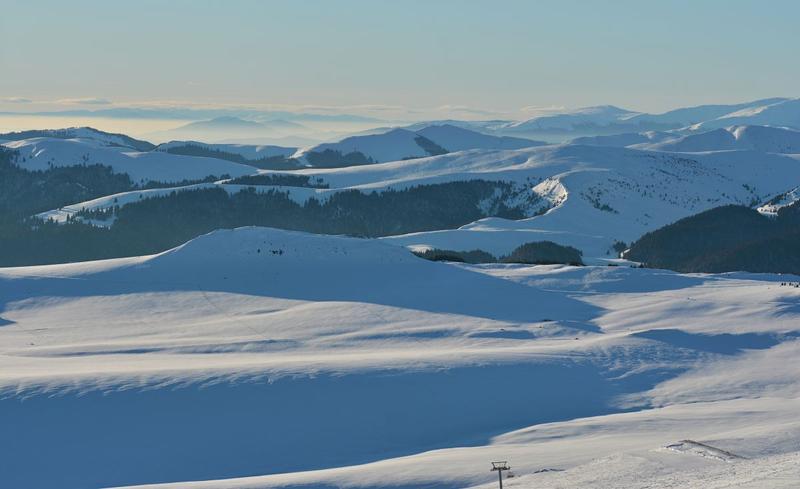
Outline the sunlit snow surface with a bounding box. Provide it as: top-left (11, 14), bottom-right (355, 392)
top-left (1, 227), bottom-right (799, 488)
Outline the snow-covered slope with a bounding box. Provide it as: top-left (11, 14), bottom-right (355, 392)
top-left (294, 128), bottom-right (436, 164)
top-left (569, 131), bottom-right (676, 147)
top-left (294, 125), bottom-right (543, 165)
top-left (281, 143), bottom-right (800, 260)
top-left (2, 136), bottom-right (258, 183)
top-left (641, 128), bottom-right (741, 152)
top-left (624, 97), bottom-right (789, 127)
top-left (32, 135), bottom-right (800, 261)
top-left (503, 105), bottom-right (639, 133)
top-left (689, 98), bottom-right (800, 131)
top-left (758, 184), bottom-right (800, 217)
top-left (492, 98), bottom-right (800, 139)
top-left (117, 399), bottom-right (800, 489)
top-left (1, 227), bottom-right (799, 488)
top-left (416, 124), bottom-right (544, 151)
top-left (568, 125), bottom-right (800, 154)
top-left (0, 126), bottom-right (155, 151)
top-left (402, 119), bottom-right (512, 133)
top-left (642, 125), bottom-right (800, 153)
top-left (35, 183), bottom-right (321, 226)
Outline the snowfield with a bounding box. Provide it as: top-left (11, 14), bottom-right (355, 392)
top-left (1, 227), bottom-right (799, 488)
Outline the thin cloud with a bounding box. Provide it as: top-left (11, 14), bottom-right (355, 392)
top-left (435, 105), bottom-right (505, 117)
top-left (3, 97), bottom-right (33, 103)
top-left (57, 97), bottom-right (112, 105)
top-left (291, 104), bottom-right (406, 114)
top-left (521, 105), bottom-right (566, 114)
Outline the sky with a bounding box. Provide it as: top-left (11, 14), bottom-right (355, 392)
top-left (1, 0), bottom-right (798, 121)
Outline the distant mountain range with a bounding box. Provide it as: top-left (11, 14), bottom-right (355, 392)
top-left (8, 97), bottom-right (799, 145)
top-left (293, 125), bottom-right (545, 166)
top-left (494, 97), bottom-right (800, 138)
top-left (3, 96), bottom-right (800, 273)
top-left (0, 123), bottom-right (546, 176)
top-left (571, 125), bottom-right (800, 153)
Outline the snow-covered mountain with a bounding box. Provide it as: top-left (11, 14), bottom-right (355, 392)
top-left (569, 131), bottom-right (675, 147)
top-left (25, 124), bottom-right (800, 262)
top-left (294, 125), bottom-right (543, 166)
top-left (2, 135), bottom-right (257, 183)
top-left (401, 119), bottom-right (513, 133)
top-left (155, 125), bottom-right (541, 169)
top-left (0, 126), bottom-right (155, 151)
top-left (284, 143), bottom-right (800, 260)
top-left (497, 98), bottom-right (800, 139)
top-left (2, 226), bottom-right (799, 488)
top-left (569, 124), bottom-right (800, 154)
top-left (502, 105), bottom-right (639, 133)
top-left (640, 125), bottom-right (800, 153)
top-left (293, 128), bottom-right (441, 165)
top-left (416, 124), bottom-right (545, 151)
top-left (688, 97), bottom-right (800, 131)
top-left (624, 97), bottom-right (789, 127)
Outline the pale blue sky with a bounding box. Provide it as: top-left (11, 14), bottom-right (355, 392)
top-left (1, 0), bottom-right (797, 118)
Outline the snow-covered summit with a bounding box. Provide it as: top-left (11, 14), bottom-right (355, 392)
top-left (293, 128), bottom-right (435, 164)
top-left (641, 125), bottom-right (800, 153)
top-left (0, 126), bottom-right (155, 151)
top-left (569, 131), bottom-right (675, 147)
top-left (416, 124), bottom-right (544, 151)
top-left (155, 226), bottom-right (417, 269)
top-left (496, 98), bottom-right (800, 138)
top-left (624, 98), bottom-right (789, 127)
top-left (2, 135), bottom-right (257, 183)
top-left (504, 105), bottom-right (639, 132)
top-left (689, 97), bottom-right (800, 131)
top-left (294, 125), bottom-right (543, 166)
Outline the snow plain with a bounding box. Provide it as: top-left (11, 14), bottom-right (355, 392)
top-left (1, 227), bottom-right (799, 488)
